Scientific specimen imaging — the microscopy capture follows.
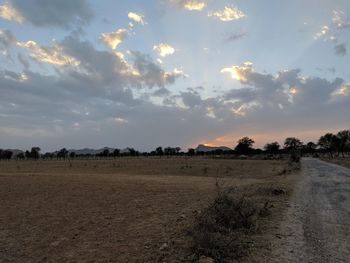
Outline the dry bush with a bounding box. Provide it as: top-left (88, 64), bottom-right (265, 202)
top-left (189, 189), bottom-right (263, 262)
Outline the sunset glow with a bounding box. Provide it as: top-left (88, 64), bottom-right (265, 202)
top-left (0, 0), bottom-right (349, 151)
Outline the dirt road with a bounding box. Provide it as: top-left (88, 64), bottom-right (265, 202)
top-left (271, 158), bottom-right (350, 262)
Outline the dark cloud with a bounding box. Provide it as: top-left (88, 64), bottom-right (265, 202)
top-left (10, 0), bottom-right (93, 29)
top-left (224, 32), bottom-right (246, 43)
top-left (334, 43), bottom-right (347, 56)
top-left (0, 29), bottom-right (16, 49)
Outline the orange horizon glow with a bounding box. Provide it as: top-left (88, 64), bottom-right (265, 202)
top-left (188, 126), bottom-right (349, 150)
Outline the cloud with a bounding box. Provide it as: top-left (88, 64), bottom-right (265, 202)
top-left (0, 29), bottom-right (17, 51)
top-left (0, 0), bottom-right (93, 29)
top-left (0, 3), bottom-right (24, 23)
top-left (221, 62), bottom-right (253, 82)
top-left (222, 62), bottom-right (347, 114)
top-left (130, 51), bottom-right (185, 88)
top-left (17, 40), bottom-right (80, 66)
top-left (208, 6), bottom-right (245, 22)
top-left (224, 32), bottom-right (246, 42)
top-left (332, 10), bottom-right (350, 30)
top-left (153, 43), bottom-right (175, 57)
top-left (128, 12), bottom-right (146, 25)
top-left (334, 43), bottom-right (347, 56)
top-left (166, 0), bottom-right (206, 11)
top-left (100, 29), bottom-right (128, 49)
top-left (314, 10), bottom-right (350, 42)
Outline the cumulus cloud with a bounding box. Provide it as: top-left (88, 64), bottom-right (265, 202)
top-left (1, 0), bottom-right (93, 29)
top-left (100, 29), bottom-right (128, 49)
top-left (130, 51), bottom-right (185, 88)
top-left (334, 43), bottom-right (347, 56)
top-left (17, 40), bottom-right (80, 66)
top-left (153, 43), bottom-right (175, 57)
top-left (208, 6), bottom-right (245, 22)
top-left (0, 3), bottom-right (24, 23)
top-left (128, 12), bottom-right (146, 25)
top-left (166, 0), bottom-right (206, 11)
top-left (222, 62), bottom-right (347, 115)
top-left (221, 62), bottom-right (253, 82)
top-left (314, 10), bottom-right (350, 41)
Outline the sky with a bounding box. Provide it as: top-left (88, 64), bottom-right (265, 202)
top-left (0, 0), bottom-right (349, 152)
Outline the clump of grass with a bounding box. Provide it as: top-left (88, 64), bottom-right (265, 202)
top-left (189, 189), bottom-right (263, 262)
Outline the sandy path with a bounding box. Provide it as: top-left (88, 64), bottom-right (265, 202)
top-left (271, 158), bottom-right (350, 262)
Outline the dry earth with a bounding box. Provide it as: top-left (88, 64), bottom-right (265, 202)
top-left (321, 156), bottom-right (350, 170)
top-left (0, 157), bottom-right (297, 262)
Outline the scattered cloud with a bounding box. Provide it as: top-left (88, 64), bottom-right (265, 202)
top-left (0, 3), bottom-right (24, 23)
top-left (208, 6), bottom-right (245, 22)
top-left (224, 32), bottom-right (246, 42)
top-left (182, 0), bottom-right (206, 11)
top-left (0, 0), bottom-right (93, 29)
top-left (17, 40), bottom-right (80, 66)
top-left (166, 0), bottom-right (206, 11)
top-left (101, 29), bottom-right (128, 49)
top-left (0, 28), bottom-right (17, 52)
top-left (221, 62), bottom-right (253, 82)
top-left (128, 12), bottom-right (146, 25)
top-left (153, 43), bottom-right (175, 57)
top-left (314, 10), bottom-right (350, 43)
top-left (334, 42), bottom-right (347, 56)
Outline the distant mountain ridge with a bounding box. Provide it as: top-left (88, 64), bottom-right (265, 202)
top-left (195, 144), bottom-right (232, 153)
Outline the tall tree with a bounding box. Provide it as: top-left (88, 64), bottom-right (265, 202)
top-left (318, 133), bottom-right (336, 158)
top-left (336, 130), bottom-right (350, 158)
top-left (30, 147), bottom-right (41, 160)
top-left (305, 142), bottom-right (317, 154)
top-left (235, 137), bottom-right (255, 155)
top-left (284, 137), bottom-right (303, 152)
top-left (264, 142), bottom-right (280, 155)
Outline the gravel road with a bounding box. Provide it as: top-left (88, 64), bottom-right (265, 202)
top-left (271, 158), bottom-right (350, 262)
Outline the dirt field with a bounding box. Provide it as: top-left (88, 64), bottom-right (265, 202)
top-left (0, 157), bottom-right (298, 262)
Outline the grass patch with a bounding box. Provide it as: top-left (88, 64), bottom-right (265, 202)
top-left (188, 188), bottom-right (268, 262)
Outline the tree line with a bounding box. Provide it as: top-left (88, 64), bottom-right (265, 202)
top-left (0, 129), bottom-right (349, 160)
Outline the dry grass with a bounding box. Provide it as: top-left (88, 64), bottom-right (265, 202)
top-left (0, 157), bottom-right (297, 262)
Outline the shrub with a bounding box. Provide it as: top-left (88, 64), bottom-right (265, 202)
top-left (189, 189), bottom-right (260, 262)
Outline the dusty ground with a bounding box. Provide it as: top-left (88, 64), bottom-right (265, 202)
top-left (321, 155), bottom-right (350, 169)
top-left (0, 157), bottom-right (296, 262)
top-left (251, 158), bottom-right (350, 263)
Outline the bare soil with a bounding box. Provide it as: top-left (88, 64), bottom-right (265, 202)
top-left (321, 156), bottom-right (350, 169)
top-left (0, 157), bottom-right (297, 262)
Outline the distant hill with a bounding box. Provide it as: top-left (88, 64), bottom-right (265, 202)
top-left (67, 147), bottom-right (132, 155)
top-left (67, 147), bottom-right (115, 155)
top-left (195, 144), bottom-right (232, 153)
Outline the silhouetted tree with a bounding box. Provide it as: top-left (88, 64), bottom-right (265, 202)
top-left (235, 137), bottom-right (255, 155)
top-left (264, 142), bottom-right (280, 155)
top-left (113, 149), bottom-right (120, 158)
top-left (187, 148), bottom-right (195, 156)
top-left (156, 147), bottom-right (164, 156)
top-left (57, 148), bottom-right (68, 160)
top-left (336, 130), bottom-right (350, 158)
top-left (69, 152), bottom-right (76, 159)
top-left (16, 152), bottom-right (25, 160)
top-left (102, 149), bottom-right (110, 158)
top-left (318, 133), bottom-right (336, 158)
top-left (30, 147), bottom-right (41, 160)
top-left (284, 137), bottom-right (303, 152)
top-left (305, 142), bottom-right (317, 155)
top-left (0, 150), bottom-right (13, 160)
